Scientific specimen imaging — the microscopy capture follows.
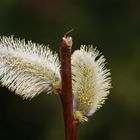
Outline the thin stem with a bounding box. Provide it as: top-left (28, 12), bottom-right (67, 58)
top-left (60, 35), bottom-right (77, 140)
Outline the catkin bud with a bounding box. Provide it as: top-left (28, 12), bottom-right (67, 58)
top-left (0, 36), bottom-right (61, 99)
top-left (72, 45), bottom-right (111, 122)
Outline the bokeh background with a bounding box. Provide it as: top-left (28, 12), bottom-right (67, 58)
top-left (0, 0), bottom-right (140, 140)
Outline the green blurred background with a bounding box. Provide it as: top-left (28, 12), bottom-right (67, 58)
top-left (0, 0), bottom-right (140, 140)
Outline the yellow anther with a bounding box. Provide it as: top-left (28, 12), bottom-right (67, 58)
top-left (52, 81), bottom-right (61, 90)
top-left (74, 111), bottom-right (88, 122)
top-left (87, 100), bottom-right (93, 106)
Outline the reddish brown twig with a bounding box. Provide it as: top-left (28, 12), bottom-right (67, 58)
top-left (60, 35), bottom-right (77, 140)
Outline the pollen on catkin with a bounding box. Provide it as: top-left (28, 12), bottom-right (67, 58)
top-left (0, 36), bottom-right (61, 99)
top-left (72, 45), bottom-right (111, 122)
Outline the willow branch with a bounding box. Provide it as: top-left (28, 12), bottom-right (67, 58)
top-left (60, 35), bottom-right (77, 140)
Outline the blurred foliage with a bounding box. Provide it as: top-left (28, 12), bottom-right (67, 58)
top-left (0, 0), bottom-right (140, 140)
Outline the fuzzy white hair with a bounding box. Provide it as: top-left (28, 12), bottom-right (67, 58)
top-left (0, 36), bottom-right (61, 99)
top-left (72, 45), bottom-right (111, 122)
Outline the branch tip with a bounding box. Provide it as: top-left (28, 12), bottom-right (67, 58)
top-left (62, 36), bottom-right (73, 49)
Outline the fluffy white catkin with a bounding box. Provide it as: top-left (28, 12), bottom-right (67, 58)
top-left (72, 45), bottom-right (111, 122)
top-left (0, 36), bottom-right (61, 99)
